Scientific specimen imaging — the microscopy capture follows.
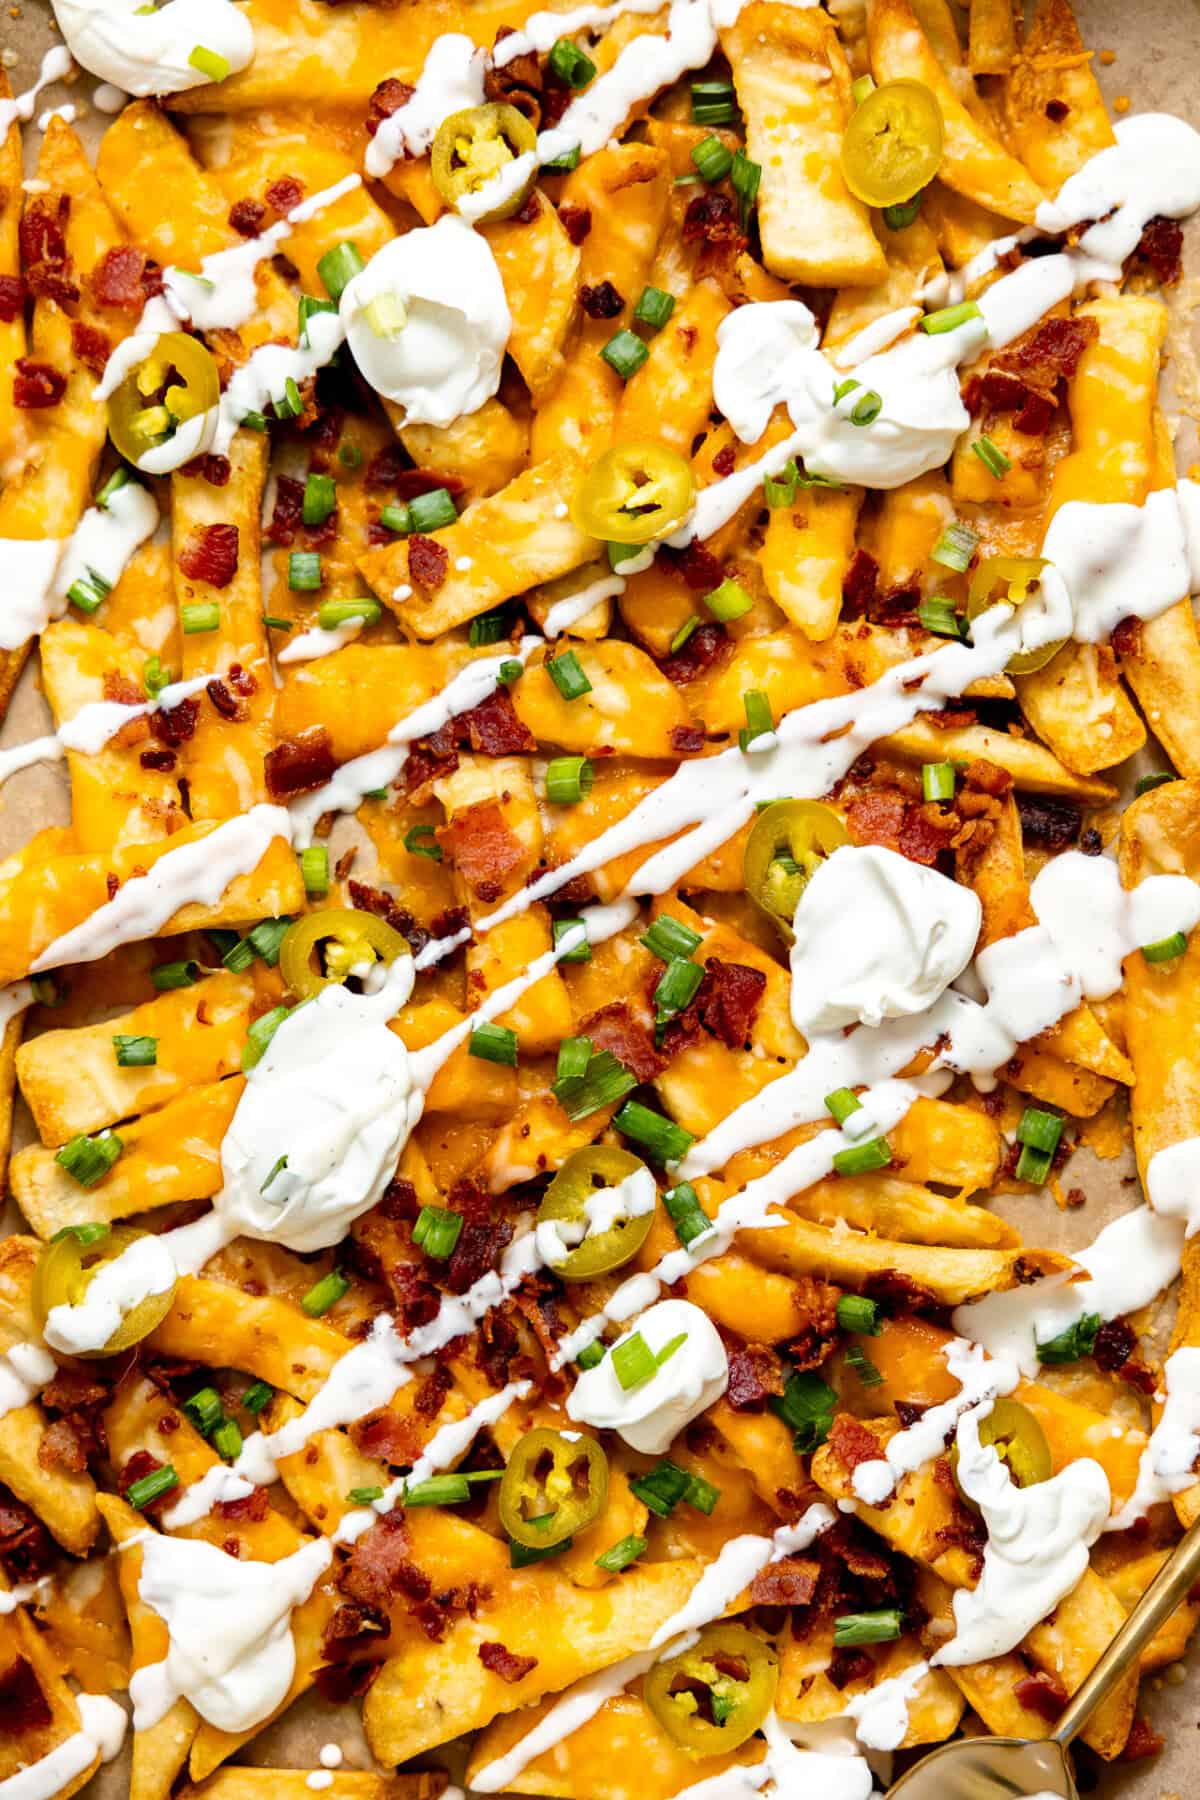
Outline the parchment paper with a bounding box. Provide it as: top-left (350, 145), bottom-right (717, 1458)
top-left (2, 0), bottom-right (1199, 1793)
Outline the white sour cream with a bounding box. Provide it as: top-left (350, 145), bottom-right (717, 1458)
top-left (1109, 1346), bottom-right (1200, 1529)
top-left (535, 1166), bottom-right (657, 1268)
top-left (566, 1297), bottom-right (728, 1454)
top-left (1147, 1137), bottom-right (1200, 1236)
top-left (843, 1658), bottom-right (931, 1753)
top-left (0, 1340), bottom-right (57, 1422)
top-left (789, 846), bottom-right (981, 1037)
top-left (43, 1234), bottom-right (176, 1357)
top-left (933, 1403), bottom-right (1110, 1665)
top-left (130, 1533), bottom-right (331, 1732)
top-left (364, 34), bottom-right (486, 177)
top-left (216, 958), bottom-right (421, 1253)
top-left (340, 218), bottom-right (511, 428)
top-left (51, 0), bottom-right (255, 97)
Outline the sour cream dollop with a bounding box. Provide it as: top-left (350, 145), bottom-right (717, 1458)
top-left (566, 1298), bottom-right (728, 1454)
top-left (789, 845), bottom-right (982, 1037)
top-left (215, 959), bottom-right (423, 1253)
top-left (51, 0), bottom-right (255, 97)
top-left (340, 217), bottom-right (511, 429)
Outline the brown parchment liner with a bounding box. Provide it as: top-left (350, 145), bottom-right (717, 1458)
top-left (1, 0), bottom-right (1199, 1792)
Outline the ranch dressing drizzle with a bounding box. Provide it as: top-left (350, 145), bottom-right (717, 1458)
top-left (0, 47), bottom-right (74, 136)
top-left (849, 1339), bottom-right (1020, 1507)
top-left (843, 1658), bottom-right (931, 1754)
top-left (2, 1694), bottom-right (127, 1800)
top-left (541, 573), bottom-right (627, 637)
top-left (0, 1340), bottom-right (57, 1422)
top-left (0, 478), bottom-right (158, 654)
top-left (1108, 1346), bottom-right (1200, 1530)
top-left (0, 669), bottom-right (211, 789)
top-left (43, 1233), bottom-right (177, 1356)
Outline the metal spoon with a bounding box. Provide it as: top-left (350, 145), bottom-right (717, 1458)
top-left (888, 1511), bottom-right (1200, 1799)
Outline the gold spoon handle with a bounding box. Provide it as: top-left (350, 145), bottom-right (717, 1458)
top-left (1052, 1510), bottom-right (1200, 1746)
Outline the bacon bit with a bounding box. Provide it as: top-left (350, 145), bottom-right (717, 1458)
top-left (479, 1641), bottom-right (538, 1684)
top-left (682, 192), bottom-right (742, 246)
top-left (206, 678), bottom-right (245, 722)
top-left (0, 1487), bottom-right (53, 1584)
top-left (827, 1647), bottom-right (874, 1690)
top-left (559, 204), bottom-right (592, 246)
top-left (20, 195), bottom-right (77, 304)
top-left (152, 695), bottom-right (199, 748)
top-left (964, 757), bottom-right (1011, 797)
top-left (581, 1000), bottom-right (663, 1084)
top-left (182, 453), bottom-right (232, 488)
top-left (486, 31), bottom-right (544, 127)
top-left (1093, 1319), bottom-right (1156, 1396)
top-left (106, 872), bottom-right (121, 902)
top-left (726, 1343), bottom-right (786, 1411)
top-left (71, 320), bottom-right (111, 376)
top-left (580, 280), bottom-right (624, 319)
top-left (842, 548), bottom-right (879, 619)
top-left (749, 1555), bottom-right (821, 1607)
top-left (140, 748), bottom-right (176, 772)
top-left (926, 705), bottom-right (975, 731)
top-left (827, 1414), bottom-right (883, 1474)
top-left (460, 689), bottom-right (536, 755)
top-left (999, 313), bottom-right (1098, 385)
top-left (408, 533), bottom-right (450, 592)
top-left (447, 1216), bottom-right (514, 1295)
top-left (413, 1364), bottom-right (453, 1419)
top-left (694, 958), bottom-right (766, 1050)
top-left (1111, 614), bottom-right (1142, 659)
top-left (351, 1408), bottom-right (422, 1468)
top-left (665, 541), bottom-right (725, 593)
top-left (401, 727), bottom-right (459, 802)
top-left (1014, 1670), bottom-right (1068, 1721)
top-left (670, 722), bottom-right (706, 754)
top-left (783, 1278), bottom-right (843, 1373)
top-left (266, 175), bottom-right (304, 215)
top-left (435, 800), bottom-right (525, 900)
top-left (1134, 215), bottom-right (1183, 286)
top-left (179, 523), bottom-right (240, 589)
top-left (338, 1512), bottom-right (413, 1608)
top-left (315, 1658), bottom-right (384, 1704)
top-left (90, 243), bottom-right (149, 313)
top-left (366, 76), bottom-right (415, 137)
top-left (229, 197), bottom-right (267, 237)
top-left (1044, 98), bottom-right (1069, 121)
top-left (227, 662), bottom-right (257, 696)
top-left (264, 727), bottom-right (337, 799)
top-left (214, 1485), bottom-right (270, 1522)
top-left (658, 620), bottom-right (732, 685)
top-left (348, 880), bottom-right (431, 957)
top-left (14, 358), bottom-right (66, 409)
top-left (0, 1656), bottom-right (53, 1734)
top-left (515, 191), bottom-right (542, 224)
top-left (0, 274), bottom-right (25, 322)
top-left (265, 474), bottom-right (305, 547)
top-left (37, 1417), bottom-right (90, 1474)
top-left (712, 444), bottom-right (736, 477)
top-left (1016, 793), bottom-right (1080, 850)
top-left (1119, 1716), bottom-right (1164, 1762)
top-left (120, 1449), bottom-right (173, 1515)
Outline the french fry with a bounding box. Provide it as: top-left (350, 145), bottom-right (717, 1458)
top-left (1002, 0), bottom-right (1115, 192)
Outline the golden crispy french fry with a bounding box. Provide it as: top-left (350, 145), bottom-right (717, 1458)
top-left (0, 76), bottom-right (28, 478)
top-left (181, 1777), bottom-right (448, 1800)
top-left (968, 0), bottom-right (1020, 74)
top-left (614, 278), bottom-right (730, 454)
top-left (147, 1274), bottom-right (350, 1401)
top-left (514, 641), bottom-right (690, 758)
top-left (400, 399), bottom-right (529, 501)
top-left (880, 718), bottom-right (1118, 801)
top-left (484, 204), bottom-right (581, 402)
top-left (1002, 0), bottom-right (1114, 192)
top-left (0, 1599), bottom-right (100, 1796)
top-left (761, 489), bottom-right (863, 641)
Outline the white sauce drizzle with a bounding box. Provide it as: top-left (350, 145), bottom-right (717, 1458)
top-left (850, 1339), bottom-right (1019, 1508)
top-left (842, 1658), bottom-right (930, 1753)
top-left (364, 35), bottom-right (486, 176)
top-left (1108, 1346), bottom-right (1200, 1530)
top-left (1, 1694), bottom-right (127, 1800)
top-left (0, 479), bottom-right (158, 654)
top-left (543, 574), bottom-right (626, 636)
top-left (0, 1341), bottom-right (57, 1422)
top-left (0, 47), bottom-right (74, 136)
top-left (43, 1233), bottom-right (176, 1356)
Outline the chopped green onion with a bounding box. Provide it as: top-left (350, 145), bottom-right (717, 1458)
top-left (1143, 932), bottom-right (1189, 963)
top-left (614, 1100), bottom-right (693, 1165)
top-left (764, 458), bottom-right (799, 508)
top-left (548, 36), bottom-right (596, 86)
top-left (413, 1204), bottom-right (464, 1260)
top-left (288, 551), bottom-right (323, 592)
top-left (151, 959), bottom-right (202, 991)
top-left (972, 434), bottom-right (1012, 479)
top-left (641, 915), bottom-right (702, 962)
top-left (832, 1137), bottom-right (892, 1176)
top-left (825, 1088), bottom-right (862, 1127)
top-left (183, 1387), bottom-right (223, 1436)
top-left (242, 1380), bottom-right (273, 1415)
top-left (273, 377), bottom-right (304, 420)
top-left (222, 933), bottom-right (256, 973)
top-left (931, 521), bottom-right (980, 573)
top-left (302, 472), bottom-right (337, 527)
top-left (301, 1270), bottom-right (350, 1317)
top-left (1017, 1108), bottom-right (1064, 1155)
top-left (546, 755), bottom-right (594, 806)
top-left (404, 824), bottom-right (442, 862)
top-left (55, 1130), bottom-right (123, 1189)
top-left (669, 615), bottom-right (700, 654)
top-left (612, 1330), bottom-right (657, 1391)
top-left (692, 134), bottom-right (734, 183)
top-left (1015, 1144), bottom-right (1053, 1185)
top-left (67, 567), bottom-right (113, 615)
top-left (556, 1036), bottom-right (593, 1082)
top-left (317, 597), bottom-right (381, 631)
top-left (113, 1034), bottom-right (157, 1068)
top-left (408, 487), bottom-right (458, 533)
top-left (851, 73), bottom-right (876, 105)
top-left (770, 1370), bottom-right (837, 1452)
top-left (577, 1341), bottom-right (606, 1370)
top-left (918, 596), bottom-right (965, 639)
top-left (499, 658), bottom-right (524, 686)
top-left (608, 540), bottom-right (648, 571)
top-left (362, 293), bottom-right (407, 338)
top-left (922, 761), bottom-right (956, 803)
top-left (181, 600), bottom-right (220, 634)
top-left (213, 1417), bottom-right (243, 1462)
top-left (1036, 1311), bottom-right (1102, 1365)
top-left (50, 1222), bottom-right (110, 1246)
top-left (143, 655), bottom-right (171, 699)
top-left (1136, 771), bottom-right (1177, 796)
top-left (546, 650), bottom-right (593, 701)
top-left (300, 846), bottom-right (330, 896)
top-left (704, 578), bottom-right (752, 622)
top-left (95, 467), bottom-right (131, 508)
top-left (469, 608), bottom-right (508, 647)
top-left (552, 1047), bottom-right (635, 1121)
top-left (317, 240), bottom-right (365, 301)
top-left (188, 43), bottom-right (230, 82)
top-left (380, 502), bottom-right (412, 536)
top-left (834, 1608), bottom-right (903, 1647)
top-left (685, 1473), bottom-right (721, 1515)
top-left (635, 285), bottom-right (675, 331)
top-left (510, 1535), bottom-right (573, 1565)
top-left (260, 1154), bottom-right (288, 1193)
top-left (846, 387), bottom-right (882, 427)
top-left (730, 150), bottom-right (761, 228)
top-left (691, 79), bottom-right (736, 126)
top-left (845, 1343), bottom-right (884, 1386)
top-left (595, 1534), bottom-right (648, 1572)
top-left (630, 1459), bottom-right (691, 1517)
top-left (470, 1021), bottom-right (519, 1066)
top-left (126, 1465), bottom-right (178, 1510)
top-left (241, 410), bottom-right (269, 432)
top-left (553, 916), bottom-right (591, 963)
top-left (739, 688), bottom-right (774, 751)
top-left (542, 143), bottom-right (581, 173)
top-left (262, 615), bottom-right (293, 632)
top-left (882, 193), bottom-right (923, 230)
top-left (653, 955), bottom-right (705, 1025)
top-left (404, 1474), bottom-right (472, 1507)
top-left (837, 1295), bottom-right (882, 1336)
top-left (920, 300), bottom-right (981, 335)
top-left (601, 329), bottom-right (649, 380)
top-left (339, 442), bottom-right (363, 469)
top-left (348, 1486), bottom-right (384, 1504)
top-left (242, 1004), bottom-right (290, 1071)
top-left (247, 918), bottom-right (291, 966)
top-left (663, 1181), bottom-right (713, 1250)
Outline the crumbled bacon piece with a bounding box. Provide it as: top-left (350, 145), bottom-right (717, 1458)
top-left (558, 204), bottom-right (592, 245)
top-left (13, 359), bottom-right (66, 408)
top-left (478, 1641), bottom-right (537, 1683)
top-left (998, 314), bottom-right (1098, 384)
top-left (229, 197), bottom-right (267, 237)
top-left (666, 541), bottom-right (725, 592)
top-left (348, 880), bottom-right (431, 957)
top-left (1119, 1717), bottom-right (1164, 1762)
top-left (726, 1343), bottom-right (786, 1411)
top-left (264, 727), bottom-right (337, 799)
top-left (694, 958), bottom-right (766, 1050)
top-left (120, 1450), bottom-right (173, 1514)
top-left (0, 1488), bottom-right (54, 1583)
top-left (1014, 1671), bottom-right (1068, 1721)
top-left (351, 1408), bottom-right (423, 1468)
top-left (206, 678), bottom-right (244, 721)
top-left (670, 723), bottom-right (705, 754)
top-left (845, 786), bottom-right (955, 868)
top-left (265, 175), bottom-right (304, 215)
top-left (315, 1658), bottom-right (383, 1703)
top-left (152, 696), bottom-right (199, 748)
top-left (265, 474), bottom-right (305, 547)
top-left (827, 1414), bottom-right (883, 1474)
top-left (0, 274), bottom-right (25, 322)
top-left (413, 1364), bottom-right (453, 1419)
top-left (321, 1600), bottom-right (387, 1662)
top-left (179, 523), bottom-right (239, 589)
top-left (749, 1556), bottom-right (821, 1607)
top-left (658, 620), bottom-right (732, 685)
top-left (20, 195), bottom-right (77, 304)
top-left (682, 192), bottom-right (742, 245)
top-left (447, 1216), bottom-right (514, 1295)
top-left (1134, 215), bottom-right (1183, 286)
top-left (581, 1000), bottom-right (663, 1084)
top-left (37, 1417), bottom-right (91, 1474)
top-left (460, 689), bottom-right (536, 755)
top-left (842, 548), bottom-right (879, 619)
top-left (339, 1512), bottom-right (413, 1608)
top-left (1111, 614), bottom-right (1142, 659)
top-left (580, 280), bottom-right (624, 319)
top-left (0, 1656), bottom-right (53, 1734)
top-left (1016, 794), bottom-right (1080, 851)
top-left (827, 1647), bottom-right (875, 1690)
top-left (91, 243), bottom-right (151, 312)
top-left (182, 453), bottom-right (232, 488)
top-left (71, 320), bottom-right (111, 375)
top-left (366, 76), bottom-right (415, 138)
top-left (435, 800), bottom-right (525, 901)
top-left (141, 748), bottom-right (176, 772)
top-left (485, 31), bottom-right (544, 128)
top-left (214, 1485), bottom-right (270, 1522)
top-left (408, 534), bottom-right (450, 592)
